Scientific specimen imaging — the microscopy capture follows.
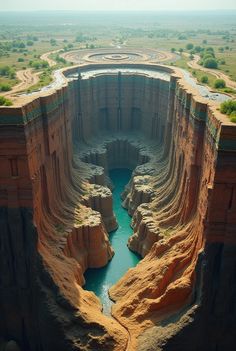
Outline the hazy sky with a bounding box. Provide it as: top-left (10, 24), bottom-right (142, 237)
top-left (0, 0), bottom-right (236, 11)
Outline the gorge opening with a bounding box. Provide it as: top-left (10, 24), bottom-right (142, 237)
top-left (84, 168), bottom-right (140, 315)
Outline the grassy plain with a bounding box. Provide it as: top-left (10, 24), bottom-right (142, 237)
top-left (0, 10), bottom-right (235, 93)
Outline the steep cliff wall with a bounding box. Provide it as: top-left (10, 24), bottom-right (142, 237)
top-left (0, 87), bottom-right (128, 351)
top-left (109, 76), bottom-right (236, 350)
top-left (0, 64), bottom-right (235, 351)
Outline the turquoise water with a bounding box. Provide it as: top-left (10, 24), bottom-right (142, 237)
top-left (84, 168), bottom-right (140, 315)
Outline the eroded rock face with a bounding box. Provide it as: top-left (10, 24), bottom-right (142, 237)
top-left (0, 64), bottom-right (236, 351)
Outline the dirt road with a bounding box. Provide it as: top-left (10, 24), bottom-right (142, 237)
top-left (40, 49), bottom-right (59, 67)
top-left (2, 69), bottom-right (40, 97)
top-left (1, 49), bottom-right (59, 98)
top-left (186, 54), bottom-right (236, 90)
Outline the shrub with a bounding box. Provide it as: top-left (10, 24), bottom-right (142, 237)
top-left (222, 87), bottom-right (236, 94)
top-left (50, 38), bottom-right (57, 46)
top-left (230, 112), bottom-right (236, 123)
top-left (201, 75), bottom-right (209, 84)
top-left (186, 43), bottom-right (194, 50)
top-left (203, 58), bottom-right (218, 69)
top-left (194, 45), bottom-right (203, 53)
top-left (0, 65), bottom-right (15, 78)
top-left (18, 57), bottom-right (24, 62)
top-left (220, 100), bottom-right (236, 115)
top-left (0, 96), bottom-right (12, 106)
top-left (17, 42), bottom-right (25, 49)
top-left (214, 79), bottom-right (226, 89)
top-left (0, 83), bottom-right (11, 91)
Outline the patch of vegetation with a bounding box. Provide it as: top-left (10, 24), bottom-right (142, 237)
top-left (27, 68), bottom-right (52, 92)
top-left (29, 60), bottom-right (49, 70)
top-left (0, 65), bottom-right (16, 79)
top-left (186, 43), bottom-right (194, 50)
top-left (0, 83), bottom-right (11, 92)
top-left (221, 87), bottom-right (236, 94)
top-left (50, 38), bottom-right (57, 46)
top-left (0, 95), bottom-right (12, 106)
top-left (203, 57), bottom-right (218, 69)
top-left (55, 54), bottom-right (66, 64)
top-left (200, 75), bottom-right (209, 84)
top-left (230, 113), bottom-right (236, 123)
top-left (63, 43), bottom-right (74, 51)
top-left (220, 100), bottom-right (236, 122)
top-left (214, 79), bottom-right (226, 88)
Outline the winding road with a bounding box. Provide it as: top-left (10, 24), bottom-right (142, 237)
top-left (40, 49), bottom-right (59, 67)
top-left (186, 53), bottom-right (236, 90)
top-left (1, 50), bottom-right (58, 98)
top-left (2, 48), bottom-right (235, 102)
top-left (2, 69), bottom-right (40, 97)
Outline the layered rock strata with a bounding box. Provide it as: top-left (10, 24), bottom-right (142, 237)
top-left (0, 63), bottom-right (235, 351)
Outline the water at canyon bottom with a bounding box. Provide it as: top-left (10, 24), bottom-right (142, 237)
top-left (84, 168), bottom-right (140, 315)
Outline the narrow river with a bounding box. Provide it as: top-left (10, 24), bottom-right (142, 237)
top-left (84, 168), bottom-right (140, 315)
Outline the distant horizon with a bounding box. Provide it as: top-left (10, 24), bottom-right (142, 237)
top-left (0, 0), bottom-right (236, 12)
top-left (0, 9), bottom-right (236, 13)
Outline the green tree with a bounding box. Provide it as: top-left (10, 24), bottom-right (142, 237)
top-left (186, 43), bottom-right (194, 50)
top-left (194, 46), bottom-right (202, 53)
top-left (50, 38), bottom-right (57, 46)
top-left (203, 58), bottom-right (218, 69)
top-left (0, 65), bottom-right (15, 78)
top-left (201, 75), bottom-right (209, 84)
top-left (214, 79), bottom-right (226, 89)
top-left (0, 83), bottom-right (11, 91)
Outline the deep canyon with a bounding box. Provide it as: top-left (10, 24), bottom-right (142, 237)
top-left (0, 61), bottom-right (236, 351)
